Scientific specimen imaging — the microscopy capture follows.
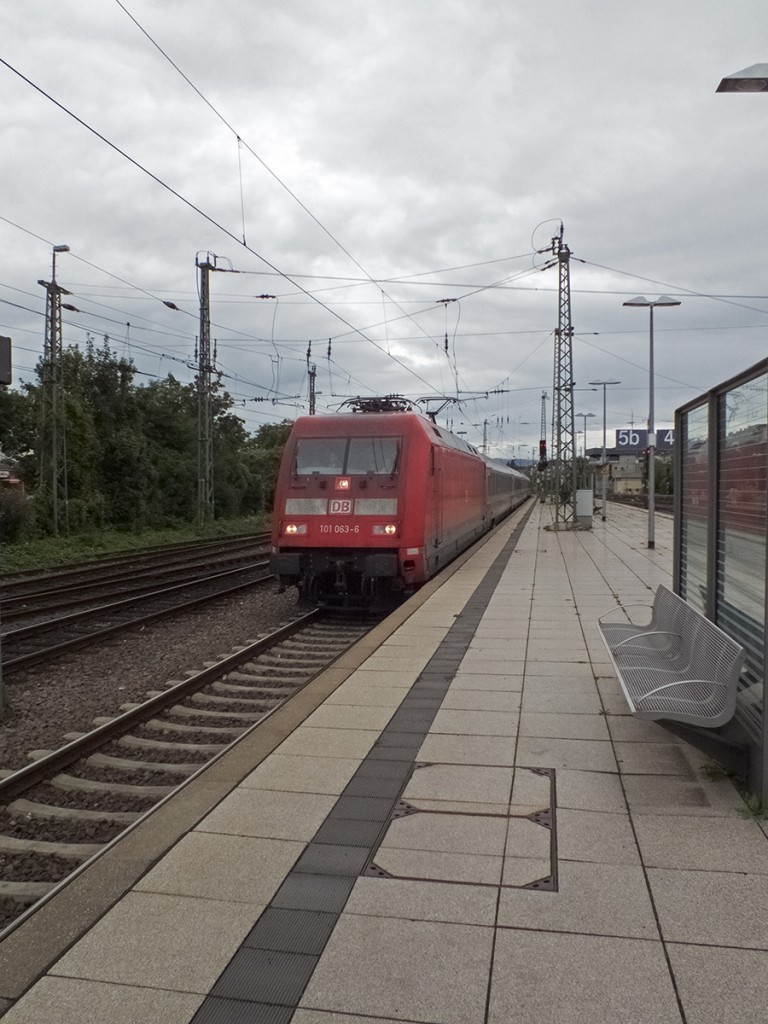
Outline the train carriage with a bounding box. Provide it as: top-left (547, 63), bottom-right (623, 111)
top-left (270, 398), bottom-right (530, 610)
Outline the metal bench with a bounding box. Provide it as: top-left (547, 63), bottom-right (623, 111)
top-left (597, 584), bottom-right (745, 728)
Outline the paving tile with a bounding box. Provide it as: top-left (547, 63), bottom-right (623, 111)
top-left (667, 943), bottom-right (768, 1023)
top-left (342, 669), bottom-right (421, 687)
top-left (633, 814), bottom-right (768, 872)
top-left (458, 657), bottom-right (526, 675)
top-left (614, 742), bottom-right (702, 777)
top-left (275, 726), bottom-right (378, 759)
top-left (429, 708), bottom-right (519, 736)
top-left (505, 817), bottom-right (551, 860)
top-left (556, 808), bottom-right (641, 865)
top-left (418, 733), bottom-right (516, 766)
top-left (294, 1013), bottom-right (407, 1024)
top-left (402, 762), bottom-right (514, 805)
top-left (380, 810), bottom-right (508, 857)
top-left (521, 690), bottom-right (602, 714)
top-left (605, 715), bottom-right (682, 742)
top-left (621, 774), bottom-right (747, 817)
top-left (488, 929), bottom-right (681, 1023)
top-left (449, 672), bottom-right (524, 692)
top-left (404, 797), bottom-right (510, 815)
top-left (51, 892), bottom-right (257, 993)
top-left (240, 753), bottom-right (361, 795)
top-left (466, 638), bottom-right (528, 652)
top-left (135, 832), bottom-right (302, 903)
top-left (524, 675), bottom-right (602, 692)
top-left (440, 688), bottom-right (522, 712)
top-left (0, 977), bottom-right (203, 1024)
top-left (498, 861), bottom-right (659, 938)
top-left (304, 704), bottom-right (396, 731)
top-left (196, 789), bottom-right (337, 841)
top-left (649, 868), bottom-right (768, 948)
top-left (509, 767), bottom-right (551, 812)
top-left (372, 845), bottom-right (503, 885)
top-left (555, 768), bottom-right (628, 813)
top-left (523, 662), bottom-right (596, 677)
top-left (324, 684), bottom-right (411, 707)
top-left (347, 875), bottom-right (499, 923)
top-left (516, 736), bottom-right (617, 772)
top-left (599, 693), bottom-right (635, 715)
top-left (519, 711), bottom-right (610, 741)
top-left (525, 645), bottom-right (589, 662)
top-left (501, 856), bottom-right (552, 887)
top-left (300, 913), bottom-right (494, 1024)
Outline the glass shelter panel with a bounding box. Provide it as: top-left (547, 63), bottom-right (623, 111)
top-left (679, 404), bottom-right (709, 613)
top-left (717, 373), bottom-right (767, 736)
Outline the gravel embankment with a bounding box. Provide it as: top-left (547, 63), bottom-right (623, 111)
top-left (0, 584), bottom-right (302, 774)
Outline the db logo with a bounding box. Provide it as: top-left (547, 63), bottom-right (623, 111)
top-left (329, 499), bottom-right (353, 514)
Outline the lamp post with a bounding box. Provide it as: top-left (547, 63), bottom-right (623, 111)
top-left (622, 296), bottom-right (681, 549)
top-left (589, 379), bottom-right (621, 521)
top-left (576, 412), bottom-right (595, 457)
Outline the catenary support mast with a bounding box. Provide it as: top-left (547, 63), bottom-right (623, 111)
top-left (38, 245), bottom-right (71, 536)
top-left (196, 255), bottom-right (215, 526)
top-left (550, 226), bottom-right (577, 525)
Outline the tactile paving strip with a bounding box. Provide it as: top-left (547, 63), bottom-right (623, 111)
top-left (191, 508), bottom-right (534, 1023)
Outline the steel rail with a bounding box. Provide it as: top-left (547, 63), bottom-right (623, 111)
top-left (0, 609), bottom-right (319, 801)
top-left (3, 567), bottom-right (276, 673)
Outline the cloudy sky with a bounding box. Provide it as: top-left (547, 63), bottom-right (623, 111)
top-left (1, 0), bottom-right (766, 459)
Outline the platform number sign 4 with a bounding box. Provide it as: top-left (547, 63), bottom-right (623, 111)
top-left (615, 429), bottom-right (674, 452)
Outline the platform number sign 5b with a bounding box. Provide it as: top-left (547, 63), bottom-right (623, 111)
top-left (615, 429), bottom-right (674, 452)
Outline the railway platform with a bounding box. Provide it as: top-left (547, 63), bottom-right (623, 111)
top-left (2, 500), bottom-right (767, 1023)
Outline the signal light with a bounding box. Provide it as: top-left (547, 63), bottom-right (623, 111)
top-left (335, 477), bottom-right (351, 491)
top-left (372, 523), bottom-right (398, 536)
top-left (284, 523), bottom-right (307, 535)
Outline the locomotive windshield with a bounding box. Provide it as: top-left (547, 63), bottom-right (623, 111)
top-left (296, 437), bottom-right (400, 475)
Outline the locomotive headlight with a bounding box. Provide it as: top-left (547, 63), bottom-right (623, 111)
top-left (284, 523), bottom-right (307, 535)
top-left (372, 523), bottom-right (398, 536)
top-left (335, 477), bottom-right (351, 491)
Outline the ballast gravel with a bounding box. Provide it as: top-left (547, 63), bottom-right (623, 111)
top-left (0, 583), bottom-right (301, 774)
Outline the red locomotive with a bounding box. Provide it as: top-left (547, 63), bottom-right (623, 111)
top-left (270, 396), bottom-right (530, 609)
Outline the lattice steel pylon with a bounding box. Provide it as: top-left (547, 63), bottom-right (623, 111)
top-left (38, 247), bottom-right (71, 536)
top-left (550, 226), bottom-right (577, 525)
top-left (196, 256), bottom-right (216, 526)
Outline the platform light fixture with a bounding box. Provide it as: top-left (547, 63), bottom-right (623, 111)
top-left (576, 412), bottom-right (595, 457)
top-left (716, 64), bottom-right (768, 92)
top-left (588, 379), bottom-right (621, 522)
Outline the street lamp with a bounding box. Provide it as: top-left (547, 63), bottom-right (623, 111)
top-left (588, 379), bottom-right (621, 522)
top-left (716, 64), bottom-right (768, 92)
top-left (622, 296), bottom-right (681, 549)
top-left (576, 412), bottom-right (595, 457)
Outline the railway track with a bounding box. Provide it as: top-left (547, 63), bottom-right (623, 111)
top-left (610, 494), bottom-right (674, 513)
top-left (0, 611), bottom-right (373, 936)
top-left (1, 536), bottom-right (274, 673)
